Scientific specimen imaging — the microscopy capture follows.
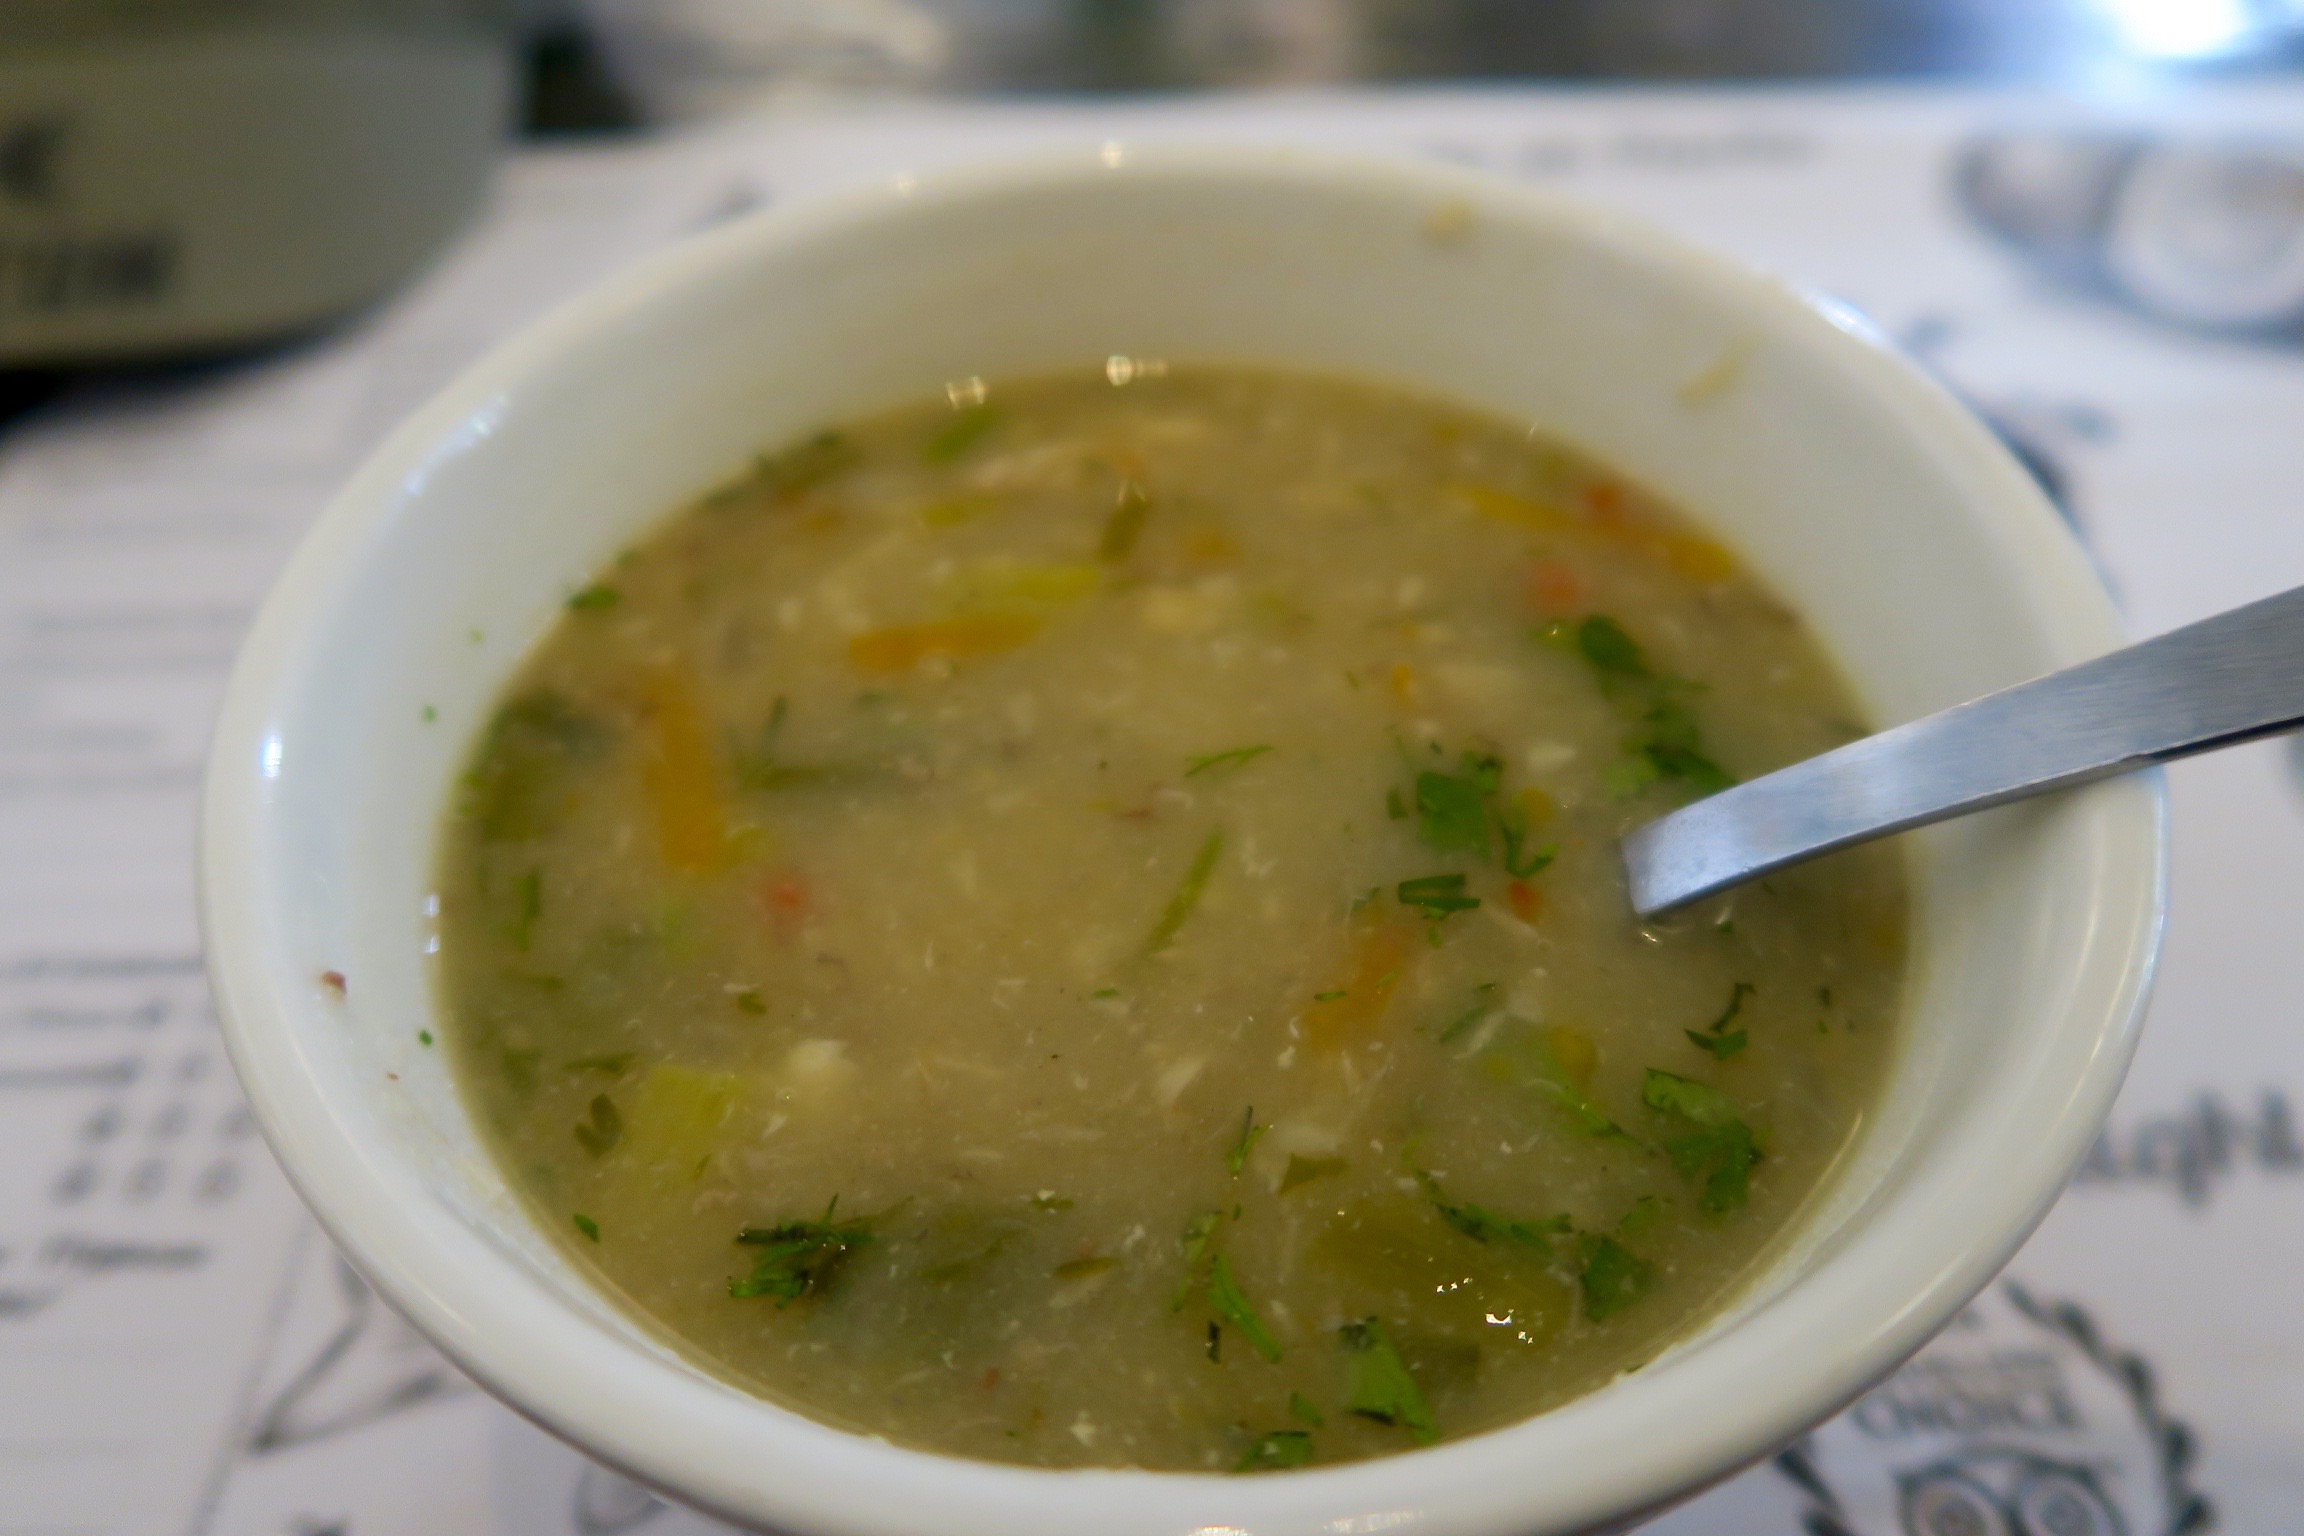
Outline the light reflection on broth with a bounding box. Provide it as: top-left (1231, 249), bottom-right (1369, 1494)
top-left (435, 365), bottom-right (1904, 1472)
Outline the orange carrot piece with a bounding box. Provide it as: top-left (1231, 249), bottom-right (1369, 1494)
top-left (639, 667), bottom-right (725, 874)
top-left (1506, 880), bottom-right (1544, 924)
top-left (1303, 915), bottom-right (1418, 1050)
top-left (1524, 558), bottom-right (1583, 612)
top-left (847, 614), bottom-right (1042, 675)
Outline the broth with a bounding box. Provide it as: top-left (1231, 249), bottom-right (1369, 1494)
top-left (435, 365), bottom-right (1904, 1471)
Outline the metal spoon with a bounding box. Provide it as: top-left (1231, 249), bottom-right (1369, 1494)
top-left (1622, 582), bottom-right (2304, 918)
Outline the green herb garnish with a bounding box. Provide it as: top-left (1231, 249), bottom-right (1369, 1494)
top-left (1206, 1254), bottom-right (1282, 1362)
top-left (1576, 614), bottom-right (1648, 676)
top-left (1481, 1025), bottom-right (1641, 1144)
top-left (1288, 1391), bottom-right (1325, 1427)
top-left (1642, 1069), bottom-right (1760, 1215)
top-left (1415, 1170), bottom-right (1571, 1251)
top-left (1397, 873), bottom-right (1479, 919)
top-left (417, 1030), bottom-right (433, 1047)
top-left (924, 403), bottom-right (1003, 463)
top-left (1235, 1430), bottom-right (1314, 1472)
top-left (1186, 745), bottom-right (1273, 777)
top-left (1686, 981), bottom-right (1754, 1060)
top-left (1145, 828), bottom-right (1225, 954)
top-left (730, 1197), bottom-right (876, 1304)
top-left (1091, 987), bottom-right (1120, 999)
top-left (572, 1093), bottom-right (621, 1158)
top-left (1413, 766), bottom-right (1490, 853)
top-left (1436, 981), bottom-right (1500, 1043)
top-left (1313, 990), bottom-right (1347, 1003)
top-left (1577, 1233), bottom-right (1655, 1321)
top-left (1339, 1319), bottom-right (1437, 1444)
top-left (1226, 1107), bottom-right (1267, 1177)
top-left (572, 1213), bottom-right (600, 1242)
top-left (1098, 480), bottom-right (1152, 561)
top-left (566, 584), bottom-right (620, 612)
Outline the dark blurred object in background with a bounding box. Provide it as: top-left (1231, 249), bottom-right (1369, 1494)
top-left (530, 0), bottom-right (2304, 126)
top-left (0, 0), bottom-right (517, 364)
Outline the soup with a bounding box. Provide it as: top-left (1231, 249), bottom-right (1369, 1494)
top-left (435, 365), bottom-right (1904, 1472)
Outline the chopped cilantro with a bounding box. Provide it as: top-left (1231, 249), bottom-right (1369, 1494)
top-left (730, 1198), bottom-right (876, 1304)
top-left (1092, 987), bottom-right (1121, 999)
top-left (1226, 1107), bottom-right (1268, 1177)
top-left (1279, 1154), bottom-right (1349, 1194)
top-left (1576, 614), bottom-right (1649, 676)
top-left (1498, 802), bottom-right (1557, 878)
top-left (1206, 1254), bottom-right (1283, 1362)
top-left (1413, 767), bottom-right (1489, 853)
top-left (1642, 1069), bottom-right (1761, 1215)
top-left (1288, 1391), bottom-right (1325, 1427)
top-left (924, 403), bottom-right (1003, 463)
top-left (566, 584), bottom-right (620, 612)
top-left (1313, 989), bottom-right (1347, 1003)
top-left (1340, 1319), bottom-right (1437, 1444)
top-left (417, 1030), bottom-right (433, 1047)
top-left (1186, 745), bottom-right (1273, 777)
top-left (1098, 480), bottom-right (1153, 561)
top-left (572, 1094), bottom-right (621, 1158)
top-left (1577, 1233), bottom-right (1655, 1321)
top-left (1145, 829), bottom-right (1225, 954)
top-left (572, 1213), bottom-right (600, 1243)
top-left (1397, 873), bottom-right (1479, 919)
top-left (1436, 981), bottom-right (1500, 1043)
top-left (1686, 981), bottom-right (1754, 1060)
top-left (1617, 1195), bottom-right (1666, 1238)
top-left (1236, 1430), bottom-right (1314, 1472)
top-left (1415, 1170), bottom-right (1571, 1250)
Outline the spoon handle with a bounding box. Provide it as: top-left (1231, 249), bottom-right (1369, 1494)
top-left (1622, 582), bottom-right (2304, 917)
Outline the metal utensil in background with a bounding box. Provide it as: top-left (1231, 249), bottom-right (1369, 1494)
top-left (1623, 583), bottom-right (2304, 916)
top-left (0, 0), bottom-right (517, 364)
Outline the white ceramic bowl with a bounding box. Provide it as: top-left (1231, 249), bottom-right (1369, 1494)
top-left (199, 147), bottom-right (2164, 1536)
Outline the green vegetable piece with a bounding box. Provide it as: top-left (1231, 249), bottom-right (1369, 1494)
top-left (1413, 769), bottom-right (1489, 853)
top-left (1687, 982), bottom-right (1754, 1060)
top-left (572, 1213), bottom-right (600, 1243)
top-left (924, 403), bottom-right (1003, 463)
top-left (731, 1198), bottom-right (875, 1304)
top-left (1577, 1233), bottom-right (1655, 1321)
top-left (572, 1094), bottom-right (621, 1158)
top-left (621, 1063), bottom-right (745, 1172)
top-left (1616, 1195), bottom-right (1666, 1239)
top-left (1279, 1154), bottom-right (1349, 1194)
top-left (1145, 829), bottom-right (1225, 954)
top-left (1098, 480), bottom-right (1153, 562)
top-left (755, 431), bottom-right (857, 499)
top-left (1053, 1255), bottom-right (1119, 1281)
top-left (1288, 1391), bottom-right (1325, 1427)
top-left (1415, 1170), bottom-right (1571, 1251)
top-left (566, 584), bottom-right (620, 612)
top-left (1397, 873), bottom-right (1479, 919)
top-left (1227, 1107), bottom-right (1268, 1177)
top-left (1235, 1430), bottom-right (1314, 1472)
top-left (1339, 1319), bottom-right (1437, 1444)
top-left (1186, 744), bottom-right (1272, 777)
top-left (1436, 981), bottom-right (1500, 1043)
top-left (1206, 1254), bottom-right (1283, 1362)
top-left (1577, 615), bottom-right (1649, 676)
top-left (1643, 1069), bottom-right (1761, 1214)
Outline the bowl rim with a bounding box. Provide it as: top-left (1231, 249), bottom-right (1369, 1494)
top-left (198, 141), bottom-right (2167, 1536)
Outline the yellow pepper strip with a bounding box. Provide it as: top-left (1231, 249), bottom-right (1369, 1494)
top-left (639, 667), bottom-right (726, 874)
top-left (847, 613), bottom-right (1043, 675)
top-left (1304, 914), bottom-right (1418, 1050)
top-left (1449, 480), bottom-right (1740, 584)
